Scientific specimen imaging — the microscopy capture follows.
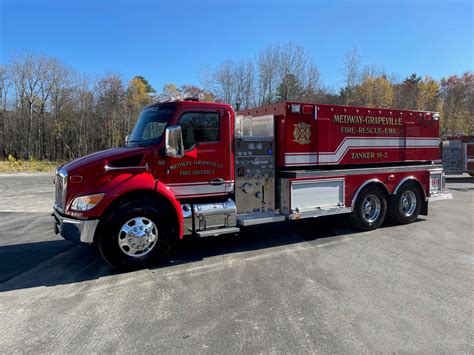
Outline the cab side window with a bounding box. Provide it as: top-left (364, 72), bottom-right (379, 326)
top-left (179, 112), bottom-right (220, 150)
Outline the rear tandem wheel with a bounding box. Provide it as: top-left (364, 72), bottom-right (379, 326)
top-left (349, 187), bottom-right (387, 231)
top-left (388, 183), bottom-right (422, 225)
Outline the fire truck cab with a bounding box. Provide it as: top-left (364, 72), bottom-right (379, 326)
top-left (53, 99), bottom-right (452, 270)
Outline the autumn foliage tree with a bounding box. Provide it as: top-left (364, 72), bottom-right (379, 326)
top-left (354, 75), bottom-right (394, 108)
top-left (126, 76), bottom-right (154, 131)
top-left (440, 73), bottom-right (474, 136)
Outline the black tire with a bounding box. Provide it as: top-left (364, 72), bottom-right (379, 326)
top-left (98, 199), bottom-right (173, 271)
top-left (388, 183), bottom-right (422, 225)
top-left (349, 187), bottom-right (387, 231)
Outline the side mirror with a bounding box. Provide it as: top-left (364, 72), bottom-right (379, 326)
top-left (165, 125), bottom-right (184, 158)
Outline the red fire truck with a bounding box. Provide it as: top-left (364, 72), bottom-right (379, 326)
top-left (53, 99), bottom-right (452, 270)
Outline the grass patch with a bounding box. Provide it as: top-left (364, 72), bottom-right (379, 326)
top-left (0, 156), bottom-right (62, 172)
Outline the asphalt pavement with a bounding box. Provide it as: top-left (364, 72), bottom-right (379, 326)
top-left (0, 172), bottom-right (472, 353)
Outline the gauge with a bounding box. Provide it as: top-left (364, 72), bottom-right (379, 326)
top-left (248, 143), bottom-right (255, 150)
top-left (257, 143), bottom-right (263, 150)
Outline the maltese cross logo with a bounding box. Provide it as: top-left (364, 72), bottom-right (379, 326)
top-left (293, 122), bottom-right (311, 145)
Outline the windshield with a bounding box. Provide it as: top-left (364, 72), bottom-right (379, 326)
top-left (127, 104), bottom-right (176, 146)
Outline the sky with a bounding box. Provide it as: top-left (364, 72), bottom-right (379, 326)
top-left (1, 0), bottom-right (472, 93)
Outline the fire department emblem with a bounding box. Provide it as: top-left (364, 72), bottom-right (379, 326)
top-left (293, 122), bottom-right (311, 145)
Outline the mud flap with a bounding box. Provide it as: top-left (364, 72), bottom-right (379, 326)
top-left (420, 200), bottom-right (428, 216)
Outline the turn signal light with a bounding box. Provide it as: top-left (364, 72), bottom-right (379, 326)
top-left (70, 175), bottom-right (82, 183)
top-left (70, 193), bottom-right (104, 211)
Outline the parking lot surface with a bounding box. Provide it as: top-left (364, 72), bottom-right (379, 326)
top-left (0, 173), bottom-right (472, 353)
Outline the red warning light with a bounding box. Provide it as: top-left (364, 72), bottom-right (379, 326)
top-left (302, 105), bottom-right (313, 115)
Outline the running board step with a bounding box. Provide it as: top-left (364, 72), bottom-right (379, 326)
top-left (196, 227), bottom-right (240, 238)
top-left (237, 212), bottom-right (286, 227)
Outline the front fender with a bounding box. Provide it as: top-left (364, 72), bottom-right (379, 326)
top-left (66, 172), bottom-right (184, 238)
top-left (67, 172), bottom-right (158, 218)
top-left (155, 180), bottom-right (184, 238)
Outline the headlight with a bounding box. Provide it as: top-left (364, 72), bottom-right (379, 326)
top-left (70, 193), bottom-right (104, 211)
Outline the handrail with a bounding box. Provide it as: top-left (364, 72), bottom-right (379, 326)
top-left (104, 163), bottom-right (149, 172)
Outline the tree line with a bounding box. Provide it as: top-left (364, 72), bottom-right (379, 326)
top-left (0, 43), bottom-right (472, 161)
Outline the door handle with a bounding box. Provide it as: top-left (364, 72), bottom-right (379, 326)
top-left (209, 178), bottom-right (224, 185)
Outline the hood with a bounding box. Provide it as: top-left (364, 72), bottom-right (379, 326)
top-left (62, 146), bottom-right (149, 175)
top-left (58, 146), bottom-right (154, 217)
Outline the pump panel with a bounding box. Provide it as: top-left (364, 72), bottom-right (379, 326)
top-left (235, 114), bottom-right (276, 214)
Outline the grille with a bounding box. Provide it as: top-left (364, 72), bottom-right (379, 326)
top-left (55, 168), bottom-right (67, 212)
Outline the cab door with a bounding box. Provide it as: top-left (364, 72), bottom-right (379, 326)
top-left (165, 107), bottom-right (232, 198)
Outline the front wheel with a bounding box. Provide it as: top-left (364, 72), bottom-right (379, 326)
top-left (350, 187), bottom-right (387, 231)
top-left (98, 200), bottom-right (173, 271)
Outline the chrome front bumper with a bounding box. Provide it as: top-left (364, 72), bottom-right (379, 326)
top-left (53, 209), bottom-right (99, 244)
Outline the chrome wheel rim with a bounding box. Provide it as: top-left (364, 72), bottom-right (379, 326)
top-left (118, 217), bottom-right (158, 257)
top-left (362, 195), bottom-right (381, 223)
top-left (400, 191), bottom-right (417, 217)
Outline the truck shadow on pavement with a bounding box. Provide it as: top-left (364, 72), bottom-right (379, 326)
top-left (0, 215), bottom-right (426, 293)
